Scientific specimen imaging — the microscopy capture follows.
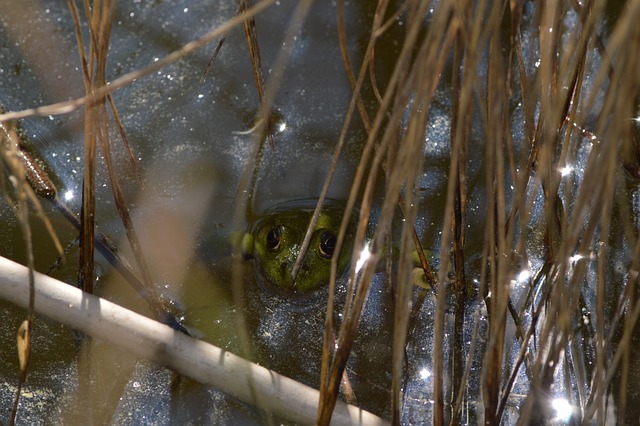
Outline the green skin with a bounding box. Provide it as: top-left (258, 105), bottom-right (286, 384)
top-left (242, 200), bottom-right (354, 296)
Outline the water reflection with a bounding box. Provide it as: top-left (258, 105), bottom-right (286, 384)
top-left (559, 165), bottom-right (573, 177)
top-left (355, 244), bottom-right (371, 274)
top-left (516, 269), bottom-right (531, 283)
top-left (551, 397), bottom-right (574, 422)
top-left (418, 367), bottom-right (432, 381)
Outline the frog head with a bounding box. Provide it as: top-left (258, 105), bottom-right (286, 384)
top-left (243, 199), bottom-right (354, 296)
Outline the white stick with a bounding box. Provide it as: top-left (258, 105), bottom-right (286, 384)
top-left (0, 256), bottom-right (388, 426)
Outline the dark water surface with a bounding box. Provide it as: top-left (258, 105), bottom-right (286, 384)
top-left (1, 0), bottom-right (636, 425)
top-left (0, 0), bottom-right (411, 423)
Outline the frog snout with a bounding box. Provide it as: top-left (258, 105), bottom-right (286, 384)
top-left (281, 260), bottom-right (310, 281)
top-left (280, 261), bottom-right (307, 272)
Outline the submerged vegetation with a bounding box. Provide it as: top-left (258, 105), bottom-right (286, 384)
top-left (1, 0), bottom-right (640, 424)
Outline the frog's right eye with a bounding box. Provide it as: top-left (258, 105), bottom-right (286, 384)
top-left (318, 231), bottom-right (337, 259)
top-left (266, 226), bottom-right (282, 252)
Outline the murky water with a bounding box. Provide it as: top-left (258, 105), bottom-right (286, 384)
top-left (2, 0), bottom-right (638, 425)
top-left (0, 0), bottom-right (404, 423)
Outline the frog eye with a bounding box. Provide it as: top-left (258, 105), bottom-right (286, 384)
top-left (319, 231), bottom-right (337, 259)
top-left (266, 226), bottom-right (282, 252)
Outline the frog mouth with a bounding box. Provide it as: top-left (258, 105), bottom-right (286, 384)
top-left (254, 274), bottom-right (328, 306)
top-left (252, 259), bottom-right (330, 303)
top-left (252, 257), bottom-right (353, 313)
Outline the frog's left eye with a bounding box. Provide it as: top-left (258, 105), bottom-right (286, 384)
top-left (266, 226), bottom-right (282, 252)
top-left (319, 231), bottom-right (337, 259)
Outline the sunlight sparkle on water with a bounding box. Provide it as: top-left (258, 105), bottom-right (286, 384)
top-left (355, 245), bottom-right (370, 273)
top-left (64, 190), bottom-right (74, 201)
top-left (517, 269), bottom-right (531, 282)
top-left (552, 397), bottom-right (574, 421)
top-left (278, 121), bottom-right (287, 132)
top-left (569, 253), bottom-right (583, 263)
top-left (419, 368), bottom-right (431, 380)
top-left (559, 165), bottom-right (572, 177)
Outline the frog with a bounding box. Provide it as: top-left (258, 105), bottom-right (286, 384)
top-left (241, 199), bottom-right (355, 297)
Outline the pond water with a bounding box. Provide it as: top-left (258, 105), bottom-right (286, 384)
top-left (1, 0), bottom-right (639, 425)
top-left (0, 0), bottom-right (409, 423)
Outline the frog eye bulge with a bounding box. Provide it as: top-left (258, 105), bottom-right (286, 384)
top-left (319, 231), bottom-right (337, 258)
top-left (266, 226), bottom-right (282, 252)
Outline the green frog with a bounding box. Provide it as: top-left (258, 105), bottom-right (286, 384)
top-left (242, 199), bottom-right (355, 296)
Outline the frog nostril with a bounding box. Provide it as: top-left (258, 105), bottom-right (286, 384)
top-left (280, 262), bottom-right (287, 273)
